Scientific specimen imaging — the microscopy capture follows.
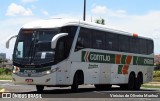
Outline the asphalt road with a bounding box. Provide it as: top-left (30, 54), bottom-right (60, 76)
top-left (0, 81), bottom-right (160, 101)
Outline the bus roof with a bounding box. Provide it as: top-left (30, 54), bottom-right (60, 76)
top-left (22, 18), bottom-right (153, 40)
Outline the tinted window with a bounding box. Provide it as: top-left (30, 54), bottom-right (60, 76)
top-left (139, 38), bottom-right (147, 54)
top-left (147, 40), bottom-right (154, 54)
top-left (92, 30), bottom-right (105, 50)
top-left (75, 27), bottom-right (154, 55)
top-left (119, 35), bottom-right (130, 52)
top-left (130, 37), bottom-right (139, 54)
top-left (75, 27), bottom-right (91, 51)
top-left (106, 32), bottom-right (118, 51)
top-left (58, 26), bottom-right (77, 59)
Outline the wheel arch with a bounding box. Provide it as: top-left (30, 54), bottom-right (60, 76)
top-left (72, 69), bottom-right (84, 85)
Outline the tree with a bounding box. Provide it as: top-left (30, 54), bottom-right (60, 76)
top-left (95, 18), bottom-right (105, 25)
top-left (0, 58), bottom-right (2, 64)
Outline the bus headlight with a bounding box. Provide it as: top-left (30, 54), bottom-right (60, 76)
top-left (13, 66), bottom-right (20, 74)
top-left (46, 70), bottom-right (51, 74)
top-left (42, 70), bottom-right (51, 75)
top-left (42, 68), bottom-right (59, 75)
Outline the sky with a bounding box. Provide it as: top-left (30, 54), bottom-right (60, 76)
top-left (0, 0), bottom-right (160, 59)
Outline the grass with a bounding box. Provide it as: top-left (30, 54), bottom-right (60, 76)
top-left (153, 71), bottom-right (160, 77)
top-left (0, 75), bottom-right (11, 80)
top-left (141, 85), bottom-right (160, 88)
top-left (0, 67), bottom-right (12, 80)
top-left (153, 77), bottom-right (160, 82)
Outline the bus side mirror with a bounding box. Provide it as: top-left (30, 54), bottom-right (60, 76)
top-left (6, 35), bottom-right (17, 49)
top-left (51, 33), bottom-right (68, 49)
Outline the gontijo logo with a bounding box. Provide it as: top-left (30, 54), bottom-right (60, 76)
top-left (90, 53), bottom-right (110, 61)
top-left (82, 51), bottom-right (114, 63)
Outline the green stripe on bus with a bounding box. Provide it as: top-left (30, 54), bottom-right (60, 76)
top-left (133, 56), bottom-right (138, 65)
top-left (82, 51), bottom-right (154, 66)
top-left (118, 65), bottom-right (123, 74)
top-left (121, 55), bottom-right (127, 64)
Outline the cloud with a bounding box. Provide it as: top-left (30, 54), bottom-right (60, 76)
top-left (42, 10), bottom-right (49, 16)
top-left (91, 5), bottom-right (127, 17)
top-left (91, 5), bottom-right (107, 14)
top-left (6, 3), bottom-right (33, 16)
top-left (22, 0), bottom-right (38, 4)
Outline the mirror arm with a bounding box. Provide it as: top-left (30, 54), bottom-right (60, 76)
top-left (6, 35), bottom-right (17, 49)
top-left (51, 33), bottom-right (68, 49)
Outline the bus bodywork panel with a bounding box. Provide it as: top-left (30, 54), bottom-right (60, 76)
top-left (70, 49), bottom-right (154, 85)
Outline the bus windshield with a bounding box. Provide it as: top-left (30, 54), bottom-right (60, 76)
top-left (14, 29), bottom-right (59, 65)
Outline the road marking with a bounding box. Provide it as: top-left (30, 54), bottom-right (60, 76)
top-left (0, 83), bottom-right (21, 86)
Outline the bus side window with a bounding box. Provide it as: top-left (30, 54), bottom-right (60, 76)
top-left (60, 26), bottom-right (78, 57)
top-left (75, 28), bottom-right (91, 51)
top-left (92, 30), bottom-right (105, 50)
top-left (119, 35), bottom-right (130, 52)
top-left (130, 37), bottom-right (139, 54)
top-left (106, 32), bottom-right (118, 51)
top-left (147, 40), bottom-right (153, 54)
top-left (139, 38), bottom-right (147, 54)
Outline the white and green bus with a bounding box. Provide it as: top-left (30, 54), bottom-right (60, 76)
top-left (6, 19), bottom-right (154, 92)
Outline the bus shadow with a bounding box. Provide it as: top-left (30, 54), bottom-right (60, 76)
top-left (20, 87), bottom-right (156, 94)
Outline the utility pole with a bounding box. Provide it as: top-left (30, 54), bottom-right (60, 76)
top-left (83, 0), bottom-right (86, 21)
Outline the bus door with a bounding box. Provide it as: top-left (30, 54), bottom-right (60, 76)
top-left (55, 37), bottom-right (70, 84)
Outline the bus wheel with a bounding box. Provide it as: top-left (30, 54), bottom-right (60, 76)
top-left (135, 73), bottom-right (143, 90)
top-left (36, 85), bottom-right (44, 93)
top-left (128, 73), bottom-right (135, 90)
top-left (71, 73), bottom-right (79, 92)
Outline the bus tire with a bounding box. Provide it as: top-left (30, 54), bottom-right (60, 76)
top-left (36, 85), bottom-right (44, 93)
top-left (71, 73), bottom-right (79, 92)
top-left (128, 73), bottom-right (135, 90)
top-left (135, 73), bottom-right (143, 90)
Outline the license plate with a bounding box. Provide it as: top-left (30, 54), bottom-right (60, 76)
top-left (25, 79), bottom-right (33, 83)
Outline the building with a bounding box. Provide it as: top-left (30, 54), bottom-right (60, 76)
top-left (0, 53), bottom-right (6, 60)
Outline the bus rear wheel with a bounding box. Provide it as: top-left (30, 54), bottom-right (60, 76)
top-left (36, 85), bottom-right (44, 93)
top-left (134, 73), bottom-right (143, 90)
top-left (127, 73), bottom-right (135, 90)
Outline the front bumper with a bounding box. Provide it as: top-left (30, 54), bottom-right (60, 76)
top-left (12, 73), bottom-right (57, 85)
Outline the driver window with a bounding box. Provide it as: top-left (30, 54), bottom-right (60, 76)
top-left (16, 42), bottom-right (23, 58)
